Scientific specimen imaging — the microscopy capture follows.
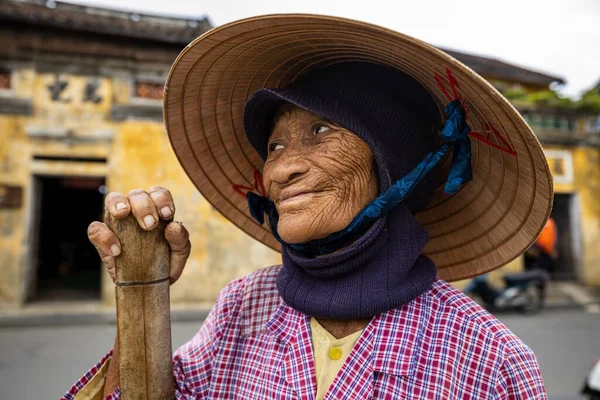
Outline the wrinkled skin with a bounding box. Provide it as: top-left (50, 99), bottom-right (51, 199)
top-left (88, 187), bottom-right (190, 285)
top-left (264, 104), bottom-right (379, 244)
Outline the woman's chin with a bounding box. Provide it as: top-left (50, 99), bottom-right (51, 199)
top-left (276, 215), bottom-right (329, 244)
top-left (277, 226), bottom-right (314, 244)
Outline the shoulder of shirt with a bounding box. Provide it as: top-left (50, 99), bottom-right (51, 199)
top-left (423, 278), bottom-right (530, 354)
top-left (215, 265), bottom-right (283, 337)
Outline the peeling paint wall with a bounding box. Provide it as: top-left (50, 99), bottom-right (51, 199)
top-left (0, 67), bottom-right (115, 306)
top-left (0, 115), bottom-right (29, 304)
top-left (0, 65), bottom-right (281, 308)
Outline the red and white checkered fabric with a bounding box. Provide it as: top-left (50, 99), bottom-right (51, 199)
top-left (63, 266), bottom-right (546, 399)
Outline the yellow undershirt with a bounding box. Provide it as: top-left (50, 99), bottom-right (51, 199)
top-left (73, 356), bottom-right (112, 400)
top-left (310, 317), bottom-right (364, 400)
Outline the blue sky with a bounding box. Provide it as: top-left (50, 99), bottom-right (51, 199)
top-left (67, 0), bottom-right (600, 98)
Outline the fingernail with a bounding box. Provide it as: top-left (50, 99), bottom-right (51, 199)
top-left (116, 202), bottom-right (127, 211)
top-left (161, 206), bottom-right (173, 218)
top-left (110, 245), bottom-right (121, 256)
top-left (143, 215), bottom-right (156, 229)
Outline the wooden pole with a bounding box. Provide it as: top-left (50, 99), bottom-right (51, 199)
top-left (106, 213), bottom-right (174, 400)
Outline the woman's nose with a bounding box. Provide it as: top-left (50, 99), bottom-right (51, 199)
top-left (269, 152), bottom-right (311, 184)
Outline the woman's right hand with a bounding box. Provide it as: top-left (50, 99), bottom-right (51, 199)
top-left (87, 186), bottom-right (191, 285)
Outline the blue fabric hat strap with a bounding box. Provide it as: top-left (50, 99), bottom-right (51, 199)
top-left (439, 100), bottom-right (472, 193)
top-left (248, 99), bottom-right (472, 255)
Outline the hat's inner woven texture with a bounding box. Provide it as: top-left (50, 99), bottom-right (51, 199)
top-left (167, 17), bottom-right (550, 279)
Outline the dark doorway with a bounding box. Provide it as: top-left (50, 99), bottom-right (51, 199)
top-left (32, 176), bottom-right (105, 301)
top-left (550, 193), bottom-right (580, 281)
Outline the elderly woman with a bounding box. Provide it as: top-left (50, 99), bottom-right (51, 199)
top-left (64, 15), bottom-right (552, 399)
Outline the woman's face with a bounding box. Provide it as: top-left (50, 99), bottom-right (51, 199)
top-left (263, 104), bottom-right (378, 244)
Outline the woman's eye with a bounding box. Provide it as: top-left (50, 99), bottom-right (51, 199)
top-left (269, 143), bottom-right (284, 152)
top-left (314, 125), bottom-right (329, 135)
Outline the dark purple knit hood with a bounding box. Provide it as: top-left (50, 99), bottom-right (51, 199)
top-left (242, 62), bottom-right (443, 319)
top-left (243, 62), bottom-right (443, 210)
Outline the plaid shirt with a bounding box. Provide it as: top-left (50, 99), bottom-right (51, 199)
top-left (63, 266), bottom-right (546, 399)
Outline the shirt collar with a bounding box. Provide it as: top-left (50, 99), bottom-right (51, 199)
top-left (264, 301), bottom-right (302, 344)
top-left (265, 289), bottom-right (433, 377)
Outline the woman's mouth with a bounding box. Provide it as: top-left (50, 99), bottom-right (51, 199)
top-left (279, 192), bottom-right (314, 205)
top-left (278, 188), bottom-right (317, 206)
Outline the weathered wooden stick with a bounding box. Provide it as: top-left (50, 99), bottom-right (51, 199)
top-left (106, 213), bottom-right (174, 400)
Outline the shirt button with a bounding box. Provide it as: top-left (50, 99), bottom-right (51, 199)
top-left (329, 346), bottom-right (342, 360)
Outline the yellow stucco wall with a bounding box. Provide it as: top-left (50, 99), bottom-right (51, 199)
top-left (0, 116), bottom-right (28, 303)
top-left (0, 67), bottom-right (280, 307)
top-left (547, 145), bottom-right (600, 285)
top-left (0, 114), bottom-right (112, 304)
top-left (0, 68), bottom-right (115, 305)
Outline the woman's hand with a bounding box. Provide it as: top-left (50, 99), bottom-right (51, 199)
top-left (88, 186), bottom-right (191, 285)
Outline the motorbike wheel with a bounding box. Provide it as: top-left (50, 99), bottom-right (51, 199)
top-left (517, 285), bottom-right (544, 314)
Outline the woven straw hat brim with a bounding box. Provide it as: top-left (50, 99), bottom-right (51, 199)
top-left (164, 14), bottom-right (553, 282)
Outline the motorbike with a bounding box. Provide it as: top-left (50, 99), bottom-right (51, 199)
top-left (463, 270), bottom-right (550, 313)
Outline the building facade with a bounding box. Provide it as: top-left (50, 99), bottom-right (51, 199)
top-left (1, 0), bottom-right (598, 309)
top-left (0, 0), bottom-right (281, 307)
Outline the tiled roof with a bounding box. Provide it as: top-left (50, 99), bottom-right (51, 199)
top-left (0, 0), bottom-right (213, 44)
top-left (1, 1), bottom-right (563, 87)
top-left (442, 48), bottom-right (565, 87)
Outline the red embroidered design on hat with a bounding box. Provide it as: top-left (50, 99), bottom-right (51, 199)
top-left (434, 68), bottom-right (516, 157)
top-left (232, 168), bottom-right (266, 198)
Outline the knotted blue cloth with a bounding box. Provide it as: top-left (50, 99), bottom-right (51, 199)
top-left (248, 99), bottom-right (472, 255)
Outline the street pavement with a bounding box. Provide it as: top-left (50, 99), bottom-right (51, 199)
top-left (496, 309), bottom-right (599, 399)
top-left (0, 308), bottom-right (598, 399)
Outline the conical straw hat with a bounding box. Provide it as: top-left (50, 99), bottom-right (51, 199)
top-left (164, 14), bottom-right (553, 282)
